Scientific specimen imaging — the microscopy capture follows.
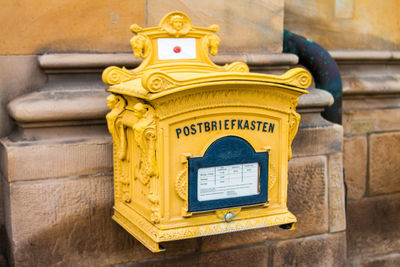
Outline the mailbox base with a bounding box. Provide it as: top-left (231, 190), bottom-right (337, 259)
top-left (113, 205), bottom-right (296, 252)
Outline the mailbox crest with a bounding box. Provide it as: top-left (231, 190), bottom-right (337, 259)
top-left (104, 11), bottom-right (311, 252)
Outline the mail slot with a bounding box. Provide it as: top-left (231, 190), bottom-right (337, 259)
top-left (103, 11), bottom-right (311, 252)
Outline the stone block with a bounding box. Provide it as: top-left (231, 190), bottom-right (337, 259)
top-left (353, 253), bottom-right (400, 267)
top-left (369, 133), bottom-right (400, 195)
top-left (343, 108), bottom-right (400, 135)
top-left (343, 136), bottom-right (367, 199)
top-left (279, 156), bottom-right (329, 237)
top-left (269, 156), bottom-right (329, 240)
top-left (292, 123), bottom-right (343, 158)
top-left (5, 175), bottom-right (197, 266)
top-left (329, 153), bottom-right (346, 232)
top-left (147, 0), bottom-right (284, 52)
top-left (1, 136), bottom-right (113, 182)
top-left (199, 244), bottom-right (269, 267)
top-left (347, 194), bottom-right (400, 259)
top-left (0, 0), bottom-right (146, 54)
top-left (200, 227), bottom-right (267, 252)
top-left (270, 232), bottom-right (346, 267)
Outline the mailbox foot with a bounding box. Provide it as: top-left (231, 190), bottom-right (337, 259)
top-left (113, 212), bottom-right (166, 253)
top-left (279, 223), bottom-right (295, 231)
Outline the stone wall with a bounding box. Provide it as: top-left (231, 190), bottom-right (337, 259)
top-left (1, 1), bottom-right (399, 266)
top-left (284, 0), bottom-right (400, 51)
top-left (0, 54), bottom-right (346, 266)
top-left (333, 51), bottom-right (400, 266)
top-left (0, 0), bottom-right (283, 54)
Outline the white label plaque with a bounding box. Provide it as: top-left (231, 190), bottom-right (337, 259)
top-left (198, 163), bottom-right (260, 201)
top-left (158, 38), bottom-right (196, 60)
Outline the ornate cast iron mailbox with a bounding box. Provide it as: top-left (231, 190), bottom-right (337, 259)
top-left (103, 11), bottom-right (311, 252)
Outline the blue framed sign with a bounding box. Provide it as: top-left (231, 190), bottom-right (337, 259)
top-left (188, 136), bottom-right (269, 212)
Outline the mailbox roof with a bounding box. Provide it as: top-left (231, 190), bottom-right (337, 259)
top-left (107, 68), bottom-right (310, 101)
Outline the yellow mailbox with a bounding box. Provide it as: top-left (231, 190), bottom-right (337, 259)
top-left (103, 11), bottom-right (311, 252)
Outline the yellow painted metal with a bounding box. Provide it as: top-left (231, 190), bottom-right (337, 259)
top-left (103, 11), bottom-right (311, 252)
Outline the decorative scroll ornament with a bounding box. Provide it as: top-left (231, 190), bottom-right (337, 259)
top-left (285, 69), bottom-right (312, 88)
top-left (141, 70), bottom-right (177, 93)
top-left (288, 98), bottom-right (301, 160)
top-left (102, 67), bottom-right (136, 85)
top-left (225, 62), bottom-right (250, 73)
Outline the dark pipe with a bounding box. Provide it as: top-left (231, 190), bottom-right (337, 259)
top-left (283, 29), bottom-right (342, 124)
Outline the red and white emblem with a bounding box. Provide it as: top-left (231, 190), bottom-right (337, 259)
top-left (158, 38), bottom-right (196, 60)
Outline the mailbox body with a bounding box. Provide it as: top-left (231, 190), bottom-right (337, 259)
top-left (103, 12), bottom-right (311, 252)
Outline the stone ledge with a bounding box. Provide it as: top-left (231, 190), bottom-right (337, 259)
top-left (343, 95), bottom-right (400, 111)
top-left (39, 50), bottom-right (400, 71)
top-left (330, 50), bottom-right (400, 62)
top-left (331, 50), bottom-right (400, 96)
top-left (8, 88), bottom-right (332, 126)
top-left (39, 52), bottom-right (299, 72)
top-left (43, 50), bottom-right (400, 71)
top-left (297, 88), bottom-right (333, 112)
top-left (8, 89), bottom-right (109, 124)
